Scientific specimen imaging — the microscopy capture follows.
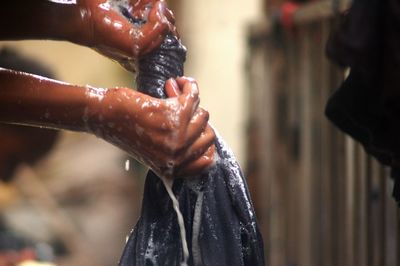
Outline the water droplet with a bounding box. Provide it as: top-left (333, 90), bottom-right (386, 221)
top-left (125, 159), bottom-right (130, 171)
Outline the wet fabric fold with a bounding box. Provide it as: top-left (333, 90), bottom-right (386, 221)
top-left (325, 0), bottom-right (400, 204)
top-left (118, 34), bottom-right (265, 266)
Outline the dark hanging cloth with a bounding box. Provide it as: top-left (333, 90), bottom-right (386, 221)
top-left (118, 33), bottom-right (265, 266)
top-left (325, 0), bottom-right (400, 204)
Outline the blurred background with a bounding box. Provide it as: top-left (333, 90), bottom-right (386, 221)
top-left (0, 0), bottom-right (399, 265)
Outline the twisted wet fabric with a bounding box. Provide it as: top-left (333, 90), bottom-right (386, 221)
top-left (325, 0), bottom-right (400, 204)
top-left (118, 34), bottom-right (264, 266)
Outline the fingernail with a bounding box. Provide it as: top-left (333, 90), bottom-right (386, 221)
top-left (191, 82), bottom-right (199, 94)
top-left (169, 78), bottom-right (178, 90)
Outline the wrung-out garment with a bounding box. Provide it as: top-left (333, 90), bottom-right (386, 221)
top-left (325, 0), bottom-right (400, 204)
top-left (118, 35), bottom-right (265, 266)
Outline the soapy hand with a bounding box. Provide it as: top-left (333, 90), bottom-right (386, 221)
top-left (91, 77), bottom-right (215, 178)
top-left (82, 0), bottom-right (177, 70)
top-left (164, 77), bottom-right (216, 177)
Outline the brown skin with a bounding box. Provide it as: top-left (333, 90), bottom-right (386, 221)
top-left (0, 0), bottom-right (176, 70)
top-left (0, 0), bottom-right (215, 178)
top-left (164, 77), bottom-right (216, 177)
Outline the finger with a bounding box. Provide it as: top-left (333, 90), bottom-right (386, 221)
top-left (134, 1), bottom-right (179, 57)
top-left (149, 108), bottom-right (211, 156)
top-left (133, 23), bottom-right (169, 56)
top-left (179, 124), bottom-right (215, 162)
top-left (176, 144), bottom-right (216, 177)
top-left (170, 25), bottom-right (180, 39)
top-left (164, 6), bottom-right (176, 25)
top-left (178, 78), bottom-right (199, 109)
top-left (165, 78), bottom-right (180, 98)
top-left (148, 2), bottom-right (176, 33)
top-left (157, 2), bottom-right (179, 37)
top-left (148, 1), bottom-right (168, 23)
top-left (177, 84), bottom-right (200, 129)
top-left (163, 108), bottom-right (210, 155)
top-left (132, 0), bottom-right (155, 11)
top-left (131, 0), bottom-right (153, 20)
top-left (176, 76), bottom-right (196, 90)
top-left (133, 2), bottom-right (171, 57)
top-left (183, 109), bottom-right (210, 148)
top-left (141, 1), bottom-right (174, 24)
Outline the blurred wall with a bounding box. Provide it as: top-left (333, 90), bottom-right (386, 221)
top-left (179, 0), bottom-right (263, 164)
top-left (0, 40), bottom-right (133, 88)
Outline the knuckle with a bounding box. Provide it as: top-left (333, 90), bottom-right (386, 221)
top-left (208, 126), bottom-right (216, 137)
top-left (205, 131), bottom-right (216, 143)
top-left (163, 140), bottom-right (177, 154)
top-left (163, 137), bottom-right (184, 155)
top-left (201, 109), bottom-right (210, 121)
top-left (185, 76), bottom-right (196, 83)
top-left (174, 141), bottom-right (186, 154)
top-left (191, 82), bottom-right (199, 96)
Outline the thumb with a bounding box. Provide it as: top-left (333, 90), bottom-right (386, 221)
top-left (165, 78), bottom-right (180, 98)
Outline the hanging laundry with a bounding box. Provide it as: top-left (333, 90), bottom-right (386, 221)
top-left (325, 0), bottom-right (400, 204)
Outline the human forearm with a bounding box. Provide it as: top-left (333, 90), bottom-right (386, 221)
top-left (0, 68), bottom-right (100, 132)
top-left (0, 69), bottom-right (215, 177)
top-left (0, 0), bottom-right (178, 71)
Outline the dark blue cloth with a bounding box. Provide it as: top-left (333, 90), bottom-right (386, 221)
top-left (326, 0), bottom-right (400, 204)
top-left (118, 34), bottom-right (265, 265)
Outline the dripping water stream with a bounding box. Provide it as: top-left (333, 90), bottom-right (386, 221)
top-left (115, 2), bottom-right (191, 263)
top-left (161, 176), bottom-right (189, 266)
top-left (135, 33), bottom-right (190, 264)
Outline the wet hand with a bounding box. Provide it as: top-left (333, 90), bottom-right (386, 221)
top-left (164, 77), bottom-right (216, 177)
top-left (82, 0), bottom-right (177, 71)
top-left (89, 77), bottom-right (215, 178)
